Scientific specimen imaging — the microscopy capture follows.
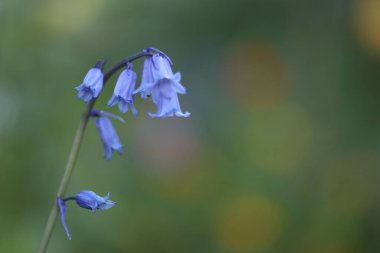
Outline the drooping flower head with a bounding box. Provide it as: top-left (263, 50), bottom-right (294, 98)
top-left (57, 190), bottom-right (116, 240)
top-left (134, 53), bottom-right (190, 118)
top-left (75, 190), bottom-right (116, 212)
top-left (107, 64), bottom-right (138, 115)
top-left (75, 61), bottom-right (104, 103)
top-left (148, 78), bottom-right (190, 118)
top-left (91, 109), bottom-right (124, 160)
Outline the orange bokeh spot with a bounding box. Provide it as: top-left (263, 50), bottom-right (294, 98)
top-left (354, 0), bottom-right (380, 56)
top-left (224, 41), bottom-right (291, 109)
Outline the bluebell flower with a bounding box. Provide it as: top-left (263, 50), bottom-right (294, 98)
top-left (75, 61), bottom-right (104, 103)
top-left (91, 109), bottom-right (124, 160)
top-left (134, 53), bottom-right (190, 118)
top-left (57, 191), bottom-right (116, 240)
top-left (148, 78), bottom-right (190, 118)
top-left (107, 66), bottom-right (138, 115)
top-left (75, 190), bottom-right (116, 212)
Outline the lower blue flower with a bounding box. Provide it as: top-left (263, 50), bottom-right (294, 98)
top-left (76, 190), bottom-right (116, 212)
top-left (57, 191), bottom-right (116, 240)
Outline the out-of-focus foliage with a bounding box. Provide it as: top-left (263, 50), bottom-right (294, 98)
top-left (1, 0), bottom-right (380, 252)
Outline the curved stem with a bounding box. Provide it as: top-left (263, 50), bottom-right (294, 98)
top-left (37, 50), bottom-right (152, 253)
top-left (61, 195), bottom-right (77, 202)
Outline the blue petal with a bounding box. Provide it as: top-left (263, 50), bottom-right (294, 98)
top-left (83, 68), bottom-right (103, 87)
top-left (76, 190), bottom-right (98, 210)
top-left (98, 200), bottom-right (116, 210)
top-left (148, 85), bottom-right (190, 118)
top-left (134, 57), bottom-right (155, 97)
top-left (57, 197), bottom-right (71, 240)
top-left (175, 111), bottom-right (191, 117)
top-left (118, 100), bottom-right (130, 114)
top-left (107, 94), bottom-right (119, 107)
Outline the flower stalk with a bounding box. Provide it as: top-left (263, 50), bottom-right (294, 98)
top-left (37, 50), bottom-right (154, 253)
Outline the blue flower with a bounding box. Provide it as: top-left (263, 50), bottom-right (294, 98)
top-left (107, 66), bottom-right (138, 115)
top-left (75, 190), bottom-right (116, 212)
top-left (91, 109), bottom-right (124, 160)
top-left (57, 191), bottom-right (116, 240)
top-left (134, 53), bottom-right (190, 118)
top-left (148, 78), bottom-right (190, 118)
top-left (75, 61), bottom-right (104, 103)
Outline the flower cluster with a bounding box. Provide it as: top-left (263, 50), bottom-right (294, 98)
top-left (134, 53), bottom-right (190, 117)
top-left (57, 190), bottom-right (115, 240)
top-left (56, 48), bottom-right (190, 241)
top-left (76, 48), bottom-right (190, 118)
top-left (75, 48), bottom-right (190, 160)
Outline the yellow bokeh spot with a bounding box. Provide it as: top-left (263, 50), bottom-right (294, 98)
top-left (323, 150), bottom-right (378, 214)
top-left (244, 102), bottom-right (314, 174)
top-left (215, 194), bottom-right (284, 252)
top-left (30, 0), bottom-right (106, 35)
top-left (354, 0), bottom-right (380, 56)
top-left (224, 41), bottom-right (291, 109)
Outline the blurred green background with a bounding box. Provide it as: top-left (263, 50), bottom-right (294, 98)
top-left (1, 0), bottom-right (380, 252)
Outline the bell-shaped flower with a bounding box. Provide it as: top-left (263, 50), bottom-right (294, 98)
top-left (134, 53), bottom-right (190, 117)
top-left (107, 67), bottom-right (138, 115)
top-left (148, 78), bottom-right (190, 118)
top-left (134, 53), bottom-right (178, 101)
top-left (57, 190), bottom-right (116, 240)
top-left (91, 109), bottom-right (124, 160)
top-left (75, 61), bottom-right (104, 103)
top-left (75, 190), bottom-right (116, 213)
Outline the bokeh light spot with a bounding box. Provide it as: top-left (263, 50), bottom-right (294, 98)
top-left (354, 0), bottom-right (380, 56)
top-left (224, 41), bottom-right (291, 109)
top-left (30, 0), bottom-right (106, 35)
top-left (215, 194), bottom-right (284, 252)
top-left (244, 102), bottom-right (314, 174)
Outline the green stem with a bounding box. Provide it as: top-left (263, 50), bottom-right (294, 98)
top-left (37, 102), bottom-right (93, 253)
top-left (37, 50), bottom-right (153, 253)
